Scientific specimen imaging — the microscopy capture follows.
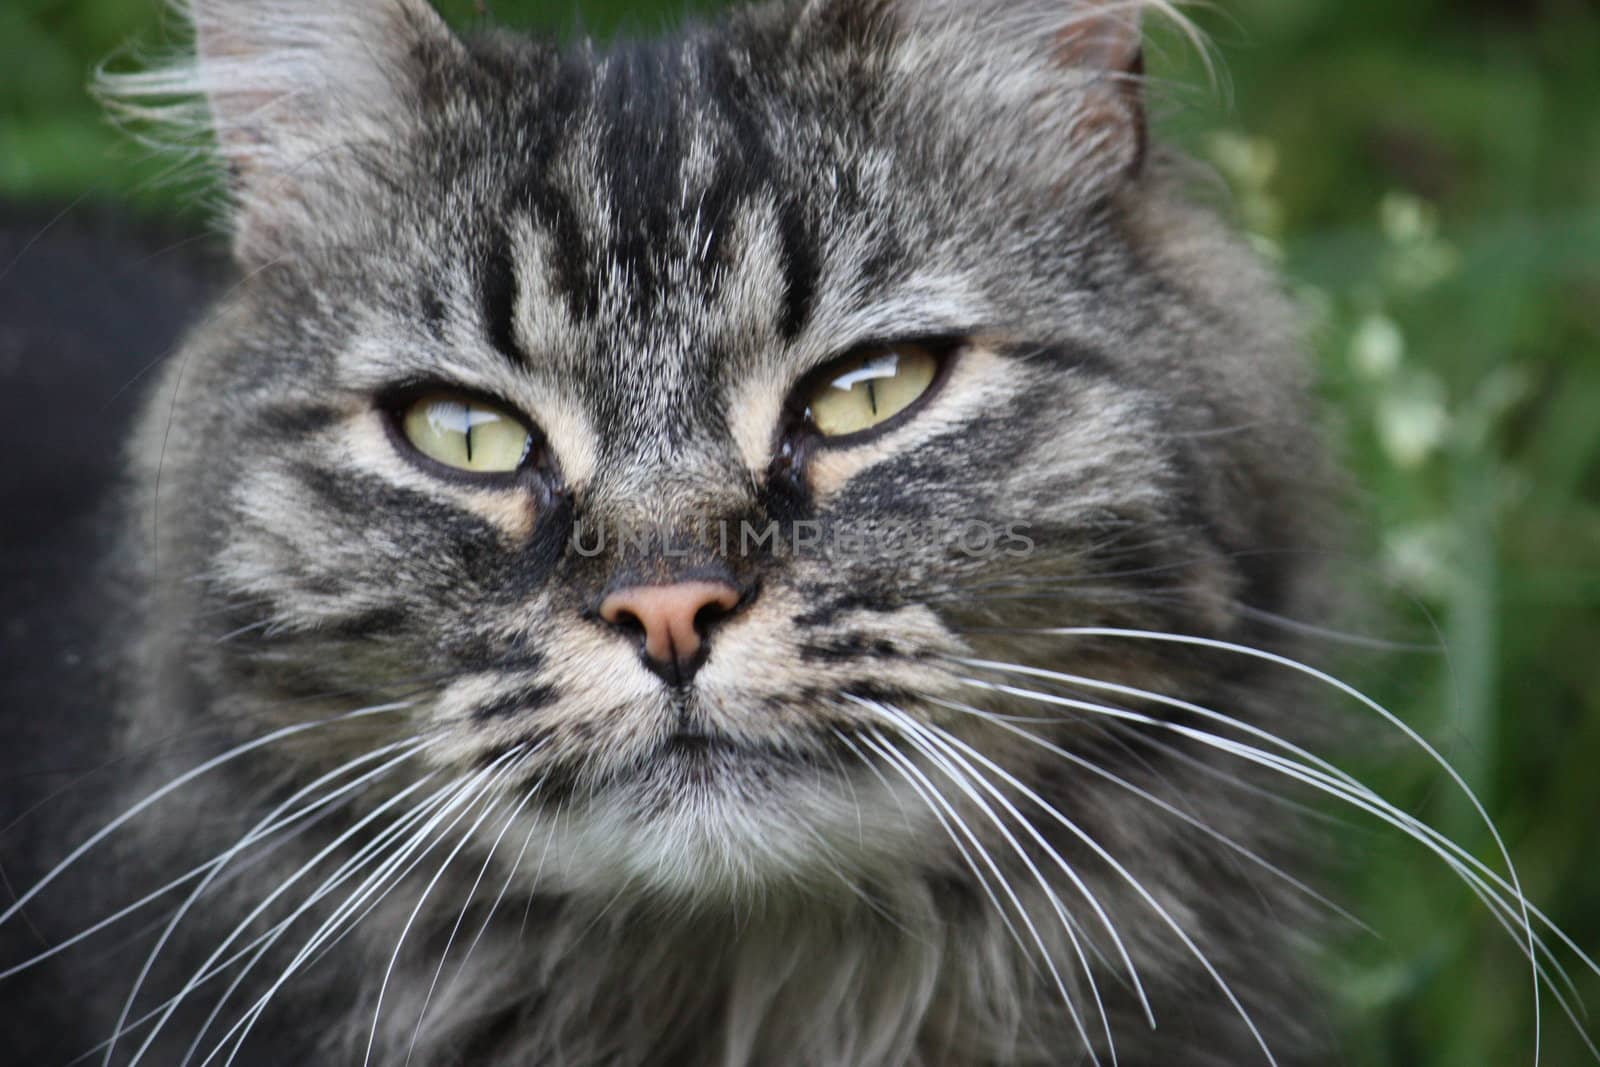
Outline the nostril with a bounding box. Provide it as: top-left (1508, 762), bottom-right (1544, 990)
top-left (607, 606), bottom-right (645, 636)
top-left (692, 588), bottom-right (740, 634)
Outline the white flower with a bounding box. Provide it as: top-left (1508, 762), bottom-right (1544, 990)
top-left (1350, 313), bottom-right (1405, 379)
top-left (1376, 372), bottom-right (1450, 469)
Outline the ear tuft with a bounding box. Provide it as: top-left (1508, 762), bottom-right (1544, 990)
top-left (97, 0), bottom-right (462, 266)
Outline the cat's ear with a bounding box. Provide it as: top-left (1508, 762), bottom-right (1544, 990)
top-left (803, 0), bottom-right (1163, 198)
top-left (1044, 3), bottom-right (1151, 185)
top-left (105, 0), bottom-right (465, 266)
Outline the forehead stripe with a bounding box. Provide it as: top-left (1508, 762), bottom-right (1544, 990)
top-left (481, 229), bottom-right (526, 369)
top-left (775, 199), bottom-right (820, 342)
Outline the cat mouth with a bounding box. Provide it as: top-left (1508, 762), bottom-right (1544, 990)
top-left (646, 731), bottom-right (740, 787)
top-left (625, 726), bottom-right (824, 793)
top-left (658, 729), bottom-right (738, 757)
top-left (523, 721), bottom-right (848, 807)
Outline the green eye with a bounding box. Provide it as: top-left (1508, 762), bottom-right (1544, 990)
top-left (400, 392), bottom-right (532, 474)
top-left (802, 344), bottom-right (940, 438)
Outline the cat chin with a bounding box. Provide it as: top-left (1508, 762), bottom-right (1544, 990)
top-left (490, 757), bottom-right (936, 904)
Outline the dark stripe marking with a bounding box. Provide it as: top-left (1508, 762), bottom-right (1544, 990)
top-left (472, 684), bottom-right (560, 722)
top-left (481, 231), bottom-right (524, 367)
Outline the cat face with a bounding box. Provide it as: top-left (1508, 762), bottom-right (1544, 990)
top-left (126, 0), bottom-right (1321, 903)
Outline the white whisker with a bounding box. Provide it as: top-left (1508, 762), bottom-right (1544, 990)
top-left (954, 658), bottom-right (1598, 987)
top-left (404, 774), bottom-right (547, 1062)
top-left (925, 694), bottom-right (1369, 933)
top-left (950, 671), bottom-right (1598, 1056)
top-left (835, 729), bottom-right (1050, 993)
top-left (518, 797), bottom-right (567, 944)
top-left (177, 775), bottom-right (467, 1067)
top-left (972, 624), bottom-right (1544, 1047)
top-left (2, 700), bottom-right (415, 934)
top-left (1231, 604), bottom-right (1441, 653)
top-left (104, 736), bottom-right (430, 1066)
top-left (365, 750), bottom-right (532, 1067)
top-left (906, 688), bottom-right (1280, 1066)
top-left (213, 749), bottom-right (532, 1067)
top-left (858, 730), bottom-right (1104, 1066)
top-left (439, 775), bottom-right (553, 1013)
top-left (872, 705), bottom-right (1126, 1062)
top-left (83, 784), bottom-right (449, 1066)
top-left (882, 702), bottom-right (1164, 1010)
top-left (129, 770), bottom-right (451, 1066)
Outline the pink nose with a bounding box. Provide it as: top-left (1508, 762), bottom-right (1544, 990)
top-left (598, 580), bottom-right (742, 683)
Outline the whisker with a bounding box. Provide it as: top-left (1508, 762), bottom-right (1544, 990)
top-left (174, 775), bottom-right (468, 1067)
top-left (518, 797), bottom-right (567, 944)
top-left (60, 777), bottom-right (474, 1066)
top-left (434, 776), bottom-right (553, 1021)
top-left (1, 675), bottom-right (466, 851)
top-left (828, 742), bottom-right (869, 850)
top-left (837, 730), bottom-right (1017, 933)
top-left (366, 749), bottom-right (533, 1067)
top-left (830, 729), bottom-right (918, 839)
top-left (79, 776), bottom-right (450, 1066)
top-left (963, 624), bottom-right (1543, 1028)
top-left (858, 730), bottom-right (1104, 1067)
top-left (926, 694), bottom-right (1369, 933)
top-left (5, 737), bottom-right (428, 987)
top-left (214, 748), bottom-right (533, 1067)
top-left (907, 689), bottom-right (1282, 1066)
top-left (955, 649), bottom-right (1600, 985)
top-left (949, 672), bottom-right (1597, 1054)
top-left (871, 706), bottom-right (1127, 1062)
top-left (102, 737), bottom-right (431, 1066)
top-left (866, 701), bottom-right (1156, 1014)
top-left (1095, 716), bottom-right (1350, 828)
top-left (124, 770), bottom-right (454, 1067)
top-left (834, 729), bottom-right (1051, 993)
top-left (212, 618), bottom-right (275, 644)
top-left (793, 814), bottom-right (921, 940)
top-left (1230, 604), bottom-right (1441, 653)
top-left (403, 772), bottom-right (548, 1061)
top-left (3, 700), bottom-right (416, 934)
top-left (1177, 726), bottom-right (1598, 1055)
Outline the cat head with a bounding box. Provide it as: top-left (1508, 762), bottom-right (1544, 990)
top-left (105, 0), bottom-right (1327, 902)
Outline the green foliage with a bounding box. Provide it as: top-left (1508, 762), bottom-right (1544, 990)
top-left (1182, 4), bottom-right (1600, 1061)
top-left (3, 1), bottom-right (1596, 1063)
top-left (1, 0), bottom-right (169, 210)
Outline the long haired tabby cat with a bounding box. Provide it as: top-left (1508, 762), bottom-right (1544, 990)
top-left (0, 0), bottom-right (1589, 1064)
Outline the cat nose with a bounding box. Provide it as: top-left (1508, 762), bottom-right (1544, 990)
top-left (598, 580), bottom-right (743, 685)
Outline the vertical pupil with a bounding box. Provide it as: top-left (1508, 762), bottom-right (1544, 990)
top-left (404, 395), bottom-right (529, 473)
top-left (800, 345), bottom-right (936, 437)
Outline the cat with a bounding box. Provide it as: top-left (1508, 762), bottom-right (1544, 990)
top-left (0, 1), bottom-right (1582, 1065)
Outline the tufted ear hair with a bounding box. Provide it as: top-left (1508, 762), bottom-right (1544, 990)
top-left (99, 0), bottom-right (464, 266)
top-left (798, 0), bottom-right (1184, 199)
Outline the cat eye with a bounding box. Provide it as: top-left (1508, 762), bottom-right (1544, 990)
top-left (399, 392), bottom-right (533, 475)
top-left (800, 344), bottom-right (941, 439)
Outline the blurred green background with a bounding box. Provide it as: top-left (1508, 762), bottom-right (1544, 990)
top-left (4, 0), bottom-right (1597, 1062)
